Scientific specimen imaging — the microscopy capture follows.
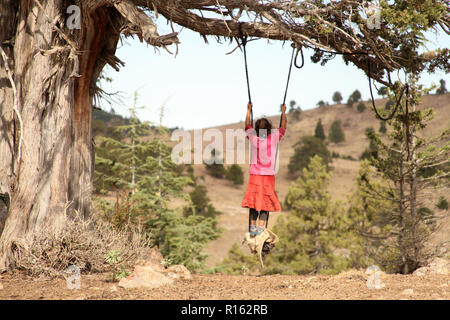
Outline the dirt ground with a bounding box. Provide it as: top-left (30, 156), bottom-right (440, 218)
top-left (0, 271), bottom-right (449, 300)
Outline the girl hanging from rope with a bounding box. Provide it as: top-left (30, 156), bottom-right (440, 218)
top-left (241, 102), bottom-right (287, 238)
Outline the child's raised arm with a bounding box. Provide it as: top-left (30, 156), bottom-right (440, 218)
top-left (280, 104), bottom-right (287, 129)
top-left (245, 102), bottom-right (253, 128)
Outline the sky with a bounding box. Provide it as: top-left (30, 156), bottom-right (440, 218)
top-left (100, 22), bottom-right (449, 131)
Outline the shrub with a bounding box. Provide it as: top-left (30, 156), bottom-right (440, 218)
top-left (288, 136), bottom-right (331, 178)
top-left (328, 120), bottom-right (345, 143)
top-left (13, 212), bottom-right (151, 278)
top-left (226, 164), bottom-right (244, 185)
top-left (332, 91), bottom-right (343, 104)
top-left (314, 119), bottom-right (326, 141)
top-left (357, 101), bottom-right (366, 112)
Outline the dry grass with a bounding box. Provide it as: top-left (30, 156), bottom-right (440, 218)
top-left (12, 211), bottom-right (151, 278)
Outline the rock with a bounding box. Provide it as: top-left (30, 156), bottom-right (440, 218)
top-left (118, 264), bottom-right (173, 289)
top-left (118, 246), bottom-right (191, 289)
top-left (110, 285), bottom-right (118, 293)
top-left (401, 288), bottom-right (414, 296)
top-left (166, 265), bottom-right (192, 280)
top-left (413, 258), bottom-right (450, 276)
top-left (0, 283), bottom-right (3, 290)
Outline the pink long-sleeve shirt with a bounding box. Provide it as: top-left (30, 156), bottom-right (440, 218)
top-left (245, 125), bottom-right (286, 175)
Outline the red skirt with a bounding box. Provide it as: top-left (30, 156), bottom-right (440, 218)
top-left (241, 174), bottom-right (282, 212)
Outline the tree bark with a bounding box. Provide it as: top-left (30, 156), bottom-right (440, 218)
top-left (0, 1), bottom-right (122, 270)
top-left (0, 0), bottom-right (18, 235)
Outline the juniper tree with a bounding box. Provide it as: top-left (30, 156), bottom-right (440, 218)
top-left (314, 119), bottom-right (326, 141)
top-left (332, 91), bottom-right (343, 104)
top-left (329, 120), bottom-right (345, 143)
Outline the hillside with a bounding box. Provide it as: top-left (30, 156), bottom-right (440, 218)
top-left (185, 93), bottom-right (450, 268)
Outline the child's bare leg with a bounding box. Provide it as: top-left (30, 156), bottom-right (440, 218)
top-left (249, 208), bottom-right (258, 236)
top-left (257, 211), bottom-right (269, 234)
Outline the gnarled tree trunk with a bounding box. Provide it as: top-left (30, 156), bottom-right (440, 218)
top-left (0, 1), bottom-right (123, 270)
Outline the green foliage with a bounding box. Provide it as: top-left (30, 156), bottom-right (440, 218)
top-left (347, 90), bottom-right (362, 108)
top-left (183, 184), bottom-right (222, 220)
top-left (288, 100), bottom-right (302, 121)
top-left (348, 160), bottom-right (403, 273)
top-left (328, 120), bottom-right (345, 143)
top-left (356, 101), bottom-right (366, 113)
top-left (352, 75), bottom-right (450, 273)
top-left (360, 128), bottom-right (379, 161)
top-left (385, 99), bottom-right (395, 111)
top-left (105, 249), bottom-right (130, 281)
top-left (287, 136), bottom-right (331, 178)
top-left (436, 79), bottom-right (447, 95)
top-left (314, 119), bottom-right (326, 141)
top-left (147, 211), bottom-right (220, 271)
top-left (379, 121), bottom-right (387, 134)
top-left (94, 92), bottom-right (221, 272)
top-left (378, 86), bottom-right (388, 97)
top-left (436, 196), bottom-right (448, 210)
top-left (332, 91), bottom-right (343, 104)
top-left (263, 156), bottom-right (367, 275)
top-left (226, 164), bottom-right (244, 185)
top-left (213, 243), bottom-right (260, 275)
top-left (317, 100), bottom-right (326, 107)
top-left (204, 149), bottom-right (227, 178)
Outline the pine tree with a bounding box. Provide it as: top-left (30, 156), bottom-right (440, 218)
top-left (314, 119), bottom-right (326, 141)
top-left (350, 77), bottom-right (450, 274)
top-left (332, 91), bottom-right (343, 104)
top-left (357, 101), bottom-right (367, 113)
top-left (328, 120), bottom-right (345, 143)
top-left (183, 184), bottom-right (222, 221)
top-left (94, 93), bottom-right (220, 271)
top-left (436, 79), bottom-right (447, 95)
top-left (264, 156), bottom-right (366, 275)
top-left (287, 136), bottom-right (331, 178)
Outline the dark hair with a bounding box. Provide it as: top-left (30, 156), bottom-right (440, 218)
top-left (255, 118), bottom-right (272, 138)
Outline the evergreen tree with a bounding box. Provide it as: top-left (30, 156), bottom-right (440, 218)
top-left (436, 79), bottom-right (448, 95)
top-left (379, 121), bottom-right (387, 134)
top-left (351, 90), bottom-right (362, 102)
top-left (359, 128), bottom-right (378, 161)
top-left (264, 156), bottom-right (366, 275)
top-left (314, 119), bottom-right (326, 141)
top-left (204, 149), bottom-right (227, 178)
top-left (94, 93), bottom-right (220, 271)
top-left (288, 100), bottom-right (302, 121)
top-left (385, 99), bottom-right (395, 111)
top-left (377, 86), bottom-right (388, 97)
top-left (350, 77), bottom-right (450, 274)
top-left (332, 91), bottom-right (343, 104)
top-left (357, 101), bottom-right (366, 113)
top-left (183, 184), bottom-right (222, 220)
top-left (287, 136), bottom-right (331, 178)
top-left (226, 164), bottom-right (244, 185)
top-left (328, 120), bottom-right (345, 143)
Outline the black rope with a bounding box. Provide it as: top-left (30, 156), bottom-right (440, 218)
top-left (240, 35), bottom-right (253, 126)
top-left (282, 46), bottom-right (304, 106)
top-left (307, 45), bottom-right (406, 121)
